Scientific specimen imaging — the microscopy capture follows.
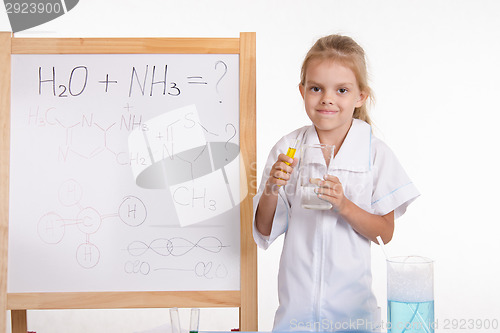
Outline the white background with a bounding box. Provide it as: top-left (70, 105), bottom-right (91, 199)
top-left (2, 0), bottom-right (500, 332)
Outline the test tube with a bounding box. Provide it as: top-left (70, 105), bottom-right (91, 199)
top-left (190, 308), bottom-right (200, 333)
top-left (170, 307), bottom-right (181, 333)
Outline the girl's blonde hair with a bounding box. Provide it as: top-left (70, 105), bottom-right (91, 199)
top-left (300, 34), bottom-right (373, 125)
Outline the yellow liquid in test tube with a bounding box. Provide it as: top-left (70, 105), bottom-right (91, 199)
top-left (285, 137), bottom-right (300, 163)
top-left (278, 139), bottom-right (299, 183)
top-left (285, 147), bottom-right (296, 165)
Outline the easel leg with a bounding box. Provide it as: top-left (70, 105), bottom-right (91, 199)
top-left (11, 310), bottom-right (27, 333)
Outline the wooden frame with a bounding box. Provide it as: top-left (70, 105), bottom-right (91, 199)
top-left (0, 32), bottom-right (257, 333)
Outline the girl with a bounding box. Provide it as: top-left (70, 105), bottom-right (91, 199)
top-left (253, 34), bottom-right (420, 331)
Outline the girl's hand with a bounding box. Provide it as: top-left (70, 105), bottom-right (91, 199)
top-left (311, 174), bottom-right (349, 213)
top-left (266, 154), bottom-right (298, 190)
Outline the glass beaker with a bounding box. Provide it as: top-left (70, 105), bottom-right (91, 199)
top-left (299, 143), bottom-right (335, 210)
top-left (387, 256), bottom-right (434, 333)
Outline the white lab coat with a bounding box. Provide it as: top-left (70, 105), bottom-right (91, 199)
top-left (253, 119), bottom-right (420, 331)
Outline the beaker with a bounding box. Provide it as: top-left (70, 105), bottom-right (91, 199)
top-left (299, 143), bottom-right (335, 210)
top-left (387, 256), bottom-right (434, 333)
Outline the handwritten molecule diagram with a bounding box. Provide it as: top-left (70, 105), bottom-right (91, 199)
top-left (29, 59), bottom-right (231, 161)
top-left (37, 179), bottom-right (147, 269)
top-left (129, 104), bottom-right (243, 227)
top-left (27, 103), bottom-right (148, 165)
top-left (155, 261), bottom-right (229, 280)
top-left (124, 236), bottom-right (229, 279)
top-left (123, 259), bottom-right (229, 280)
top-left (126, 236), bottom-right (227, 257)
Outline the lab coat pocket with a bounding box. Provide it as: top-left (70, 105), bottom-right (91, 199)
top-left (338, 170), bottom-right (373, 213)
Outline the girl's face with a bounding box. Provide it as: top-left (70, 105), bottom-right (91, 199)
top-left (299, 59), bottom-right (367, 139)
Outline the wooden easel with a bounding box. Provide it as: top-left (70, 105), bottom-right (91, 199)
top-left (0, 32), bottom-right (256, 333)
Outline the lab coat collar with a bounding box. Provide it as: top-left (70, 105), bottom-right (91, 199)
top-left (303, 118), bottom-right (372, 172)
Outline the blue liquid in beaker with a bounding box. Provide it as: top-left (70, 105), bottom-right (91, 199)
top-left (388, 300), bottom-right (434, 333)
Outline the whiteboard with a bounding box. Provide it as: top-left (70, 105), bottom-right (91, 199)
top-left (8, 54), bottom-right (242, 293)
